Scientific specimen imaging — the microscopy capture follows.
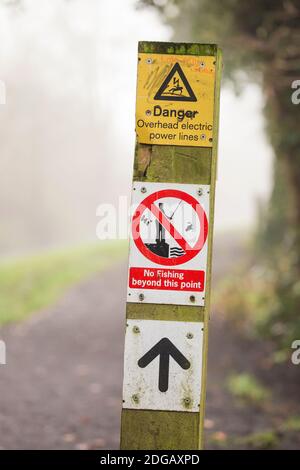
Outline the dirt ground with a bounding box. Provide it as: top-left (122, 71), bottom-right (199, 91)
top-left (0, 235), bottom-right (299, 449)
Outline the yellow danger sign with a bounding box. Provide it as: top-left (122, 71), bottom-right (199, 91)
top-left (136, 53), bottom-right (216, 147)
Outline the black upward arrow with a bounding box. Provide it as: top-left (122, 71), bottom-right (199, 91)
top-left (138, 338), bottom-right (190, 392)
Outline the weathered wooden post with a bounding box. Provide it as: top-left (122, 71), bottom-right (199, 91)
top-left (120, 41), bottom-right (222, 450)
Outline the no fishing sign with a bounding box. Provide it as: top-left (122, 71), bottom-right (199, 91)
top-left (136, 53), bottom-right (215, 147)
top-left (127, 182), bottom-right (210, 306)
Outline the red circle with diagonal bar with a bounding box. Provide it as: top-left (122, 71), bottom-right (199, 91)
top-left (132, 189), bottom-right (208, 266)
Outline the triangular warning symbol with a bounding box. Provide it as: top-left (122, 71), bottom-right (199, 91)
top-left (154, 62), bottom-right (197, 102)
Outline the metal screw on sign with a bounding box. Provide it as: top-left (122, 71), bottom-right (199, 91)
top-left (140, 187), bottom-right (147, 194)
top-left (199, 61), bottom-right (205, 68)
top-left (133, 326), bottom-right (140, 334)
top-left (189, 295), bottom-right (196, 303)
top-left (197, 188), bottom-right (203, 196)
top-left (132, 394), bottom-right (139, 404)
top-left (139, 293), bottom-right (145, 301)
top-left (183, 397), bottom-right (192, 407)
top-left (200, 134), bottom-right (206, 140)
top-left (186, 332), bottom-right (194, 339)
top-left (146, 58), bottom-right (152, 64)
top-left (145, 110), bottom-right (151, 116)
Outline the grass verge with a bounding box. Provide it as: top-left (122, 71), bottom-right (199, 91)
top-left (226, 372), bottom-right (271, 405)
top-left (0, 240), bottom-right (127, 325)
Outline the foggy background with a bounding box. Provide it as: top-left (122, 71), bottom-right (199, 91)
top-left (0, 0), bottom-right (273, 257)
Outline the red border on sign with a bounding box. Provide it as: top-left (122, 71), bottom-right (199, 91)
top-left (132, 189), bottom-right (208, 266)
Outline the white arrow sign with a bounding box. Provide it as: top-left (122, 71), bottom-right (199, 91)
top-left (122, 319), bottom-right (204, 412)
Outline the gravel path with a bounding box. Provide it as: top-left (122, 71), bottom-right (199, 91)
top-left (0, 265), bottom-right (126, 449)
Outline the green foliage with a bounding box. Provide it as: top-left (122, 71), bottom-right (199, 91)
top-left (280, 416), bottom-right (300, 432)
top-left (227, 372), bottom-right (271, 405)
top-left (237, 416), bottom-right (300, 449)
top-left (141, 0), bottom-right (299, 83)
top-left (208, 428), bottom-right (279, 449)
top-left (237, 430), bottom-right (279, 449)
top-left (208, 417), bottom-right (300, 449)
top-left (215, 260), bottom-right (300, 350)
top-left (0, 241), bottom-right (127, 325)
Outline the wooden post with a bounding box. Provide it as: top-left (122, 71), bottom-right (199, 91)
top-left (120, 41), bottom-right (222, 450)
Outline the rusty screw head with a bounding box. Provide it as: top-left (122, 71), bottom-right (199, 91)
top-left (133, 325), bottom-right (140, 334)
top-left (189, 295), bottom-right (196, 303)
top-left (139, 293), bottom-right (145, 302)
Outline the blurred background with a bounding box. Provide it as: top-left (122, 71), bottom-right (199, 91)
top-left (0, 0), bottom-right (299, 450)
